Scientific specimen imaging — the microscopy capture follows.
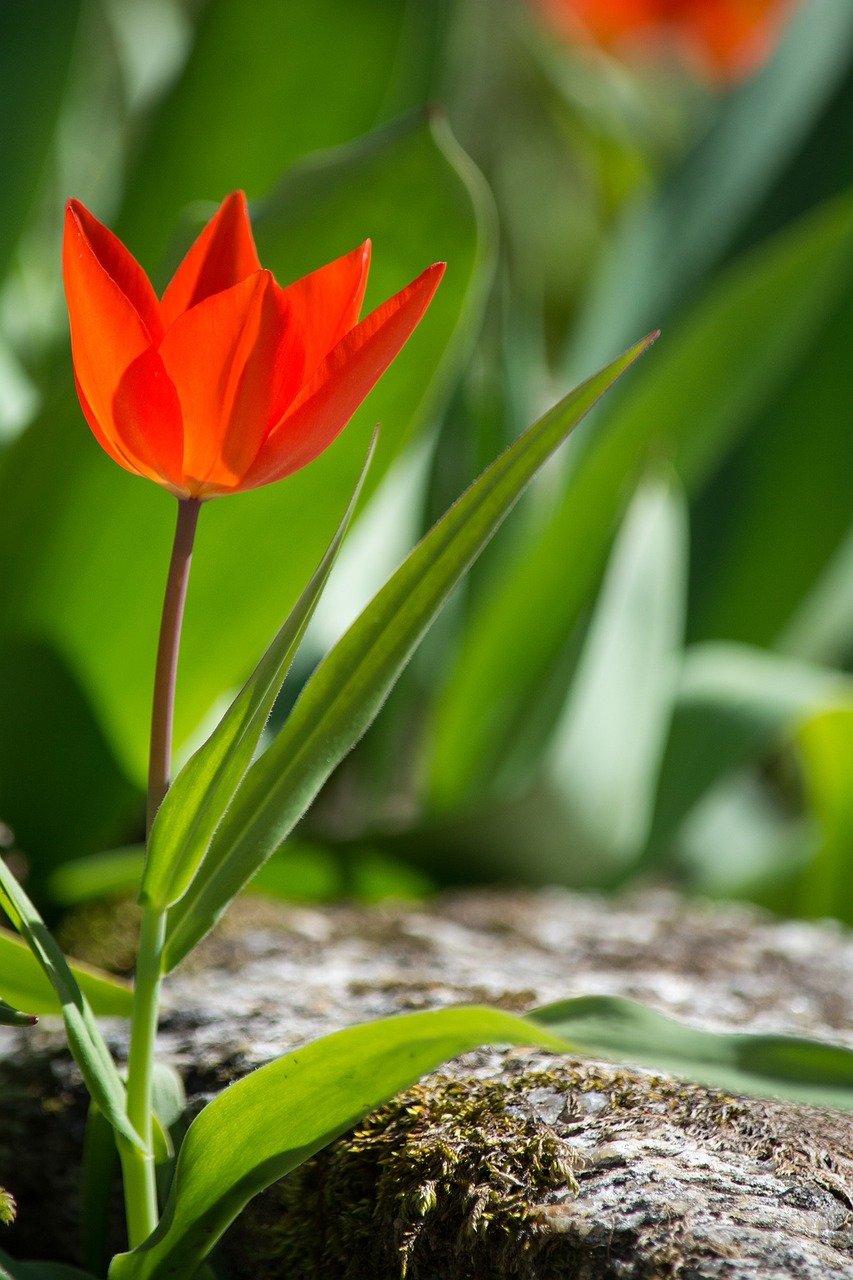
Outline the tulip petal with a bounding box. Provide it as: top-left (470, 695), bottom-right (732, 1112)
top-left (241, 262), bottom-right (445, 490)
top-left (161, 192), bottom-right (262, 327)
top-left (159, 271), bottom-right (305, 496)
top-left (276, 242), bottom-right (371, 381)
top-left (65, 201), bottom-right (163, 345)
top-left (64, 203), bottom-right (184, 482)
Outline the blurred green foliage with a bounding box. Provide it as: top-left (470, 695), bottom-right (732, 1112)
top-left (2, 0), bottom-right (853, 922)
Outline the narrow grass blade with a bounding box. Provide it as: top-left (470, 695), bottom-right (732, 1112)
top-left (0, 859), bottom-right (141, 1149)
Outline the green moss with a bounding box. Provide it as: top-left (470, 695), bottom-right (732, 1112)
top-left (223, 1066), bottom-right (584, 1280)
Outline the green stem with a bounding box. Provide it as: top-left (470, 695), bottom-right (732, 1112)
top-left (147, 498), bottom-right (201, 836)
top-left (122, 497), bottom-right (201, 1246)
top-left (120, 908), bottom-right (168, 1244)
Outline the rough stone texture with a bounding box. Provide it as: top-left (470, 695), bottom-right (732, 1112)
top-left (4, 888), bottom-right (853, 1276)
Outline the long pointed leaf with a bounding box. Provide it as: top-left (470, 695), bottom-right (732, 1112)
top-left (532, 996), bottom-right (853, 1110)
top-left (0, 860), bottom-right (141, 1150)
top-left (109, 1006), bottom-right (568, 1280)
top-left (547, 475), bottom-right (687, 871)
top-left (163, 336), bottom-right (655, 971)
top-left (141, 433), bottom-right (377, 911)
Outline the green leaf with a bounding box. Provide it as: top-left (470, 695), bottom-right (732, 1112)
top-left (141, 434), bottom-right (377, 911)
top-left (0, 1252), bottom-right (99, 1280)
top-left (48, 848), bottom-right (145, 908)
top-left (426, 192), bottom-right (853, 811)
top-left (646, 643), bottom-right (852, 861)
top-left (115, 0), bottom-right (417, 270)
top-left (690, 276), bottom-right (853, 647)
top-left (546, 475), bottom-right (687, 873)
top-left (0, 0), bottom-right (82, 283)
top-left (163, 337), bottom-right (654, 972)
top-left (794, 705), bottom-right (853, 922)
top-left (0, 861), bottom-right (140, 1149)
top-left (532, 996), bottom-right (853, 1111)
top-left (0, 995), bottom-right (36, 1027)
top-left (108, 1006), bottom-right (568, 1280)
top-left (0, 925), bottom-right (132, 1017)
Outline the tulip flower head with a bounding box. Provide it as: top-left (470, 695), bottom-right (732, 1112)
top-left (63, 193), bottom-right (445, 499)
top-left (533, 0), bottom-right (799, 84)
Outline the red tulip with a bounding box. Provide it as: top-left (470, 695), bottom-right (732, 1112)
top-left (533, 0), bottom-right (798, 83)
top-left (63, 193), bottom-right (445, 499)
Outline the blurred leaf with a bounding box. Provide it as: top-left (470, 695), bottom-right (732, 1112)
top-left (546, 475), bottom-right (686, 873)
top-left (116, 0), bottom-right (438, 269)
top-left (674, 770), bottom-right (815, 900)
top-left (109, 1007), bottom-right (567, 1280)
top-left (533, 995), bottom-right (853, 1110)
top-left (0, 925), bottom-right (131, 1017)
top-left (778, 519), bottom-right (853, 666)
top-left (795, 705), bottom-right (853, 922)
top-left (568, 0), bottom-right (853, 373)
top-left (646, 642), bottom-right (852, 860)
top-left (0, 0), bottom-right (82, 281)
top-left (163, 339), bottom-right (653, 971)
top-left (0, 1251), bottom-right (99, 1280)
top-left (141, 435), bottom-right (376, 911)
top-left (426, 193), bottom-right (853, 811)
top-left (689, 277), bottom-right (853, 646)
top-left (249, 842), bottom-right (432, 903)
top-left (49, 848), bottom-right (145, 908)
top-left (0, 113), bottom-right (491, 833)
top-left (0, 640), bottom-right (140, 896)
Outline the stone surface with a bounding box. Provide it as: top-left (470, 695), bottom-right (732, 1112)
top-left (4, 888), bottom-right (853, 1276)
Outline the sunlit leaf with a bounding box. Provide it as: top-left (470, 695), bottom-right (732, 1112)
top-left (645, 642), bottom-right (852, 860)
top-left (546, 475), bottom-right (686, 873)
top-left (0, 925), bottom-right (132, 1017)
top-left (795, 705), bottom-right (853, 922)
top-left (532, 996), bottom-right (853, 1110)
top-left (108, 1007), bottom-right (568, 1280)
top-left (0, 861), bottom-right (138, 1148)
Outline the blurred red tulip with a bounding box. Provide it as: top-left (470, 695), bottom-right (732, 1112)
top-left (533, 0), bottom-right (799, 83)
top-left (63, 193), bottom-right (444, 499)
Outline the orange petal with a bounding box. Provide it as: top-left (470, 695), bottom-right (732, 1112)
top-left (65, 200), bottom-right (163, 343)
top-left (160, 191), bottom-right (262, 327)
top-left (64, 203), bottom-right (183, 478)
top-left (240, 262), bottom-right (445, 491)
top-left (159, 270), bottom-right (305, 494)
top-left (276, 242), bottom-right (371, 380)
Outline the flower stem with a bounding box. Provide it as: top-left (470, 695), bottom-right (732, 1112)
top-left (122, 497), bottom-right (200, 1246)
top-left (147, 497), bottom-right (201, 836)
top-left (120, 906), bottom-right (167, 1246)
